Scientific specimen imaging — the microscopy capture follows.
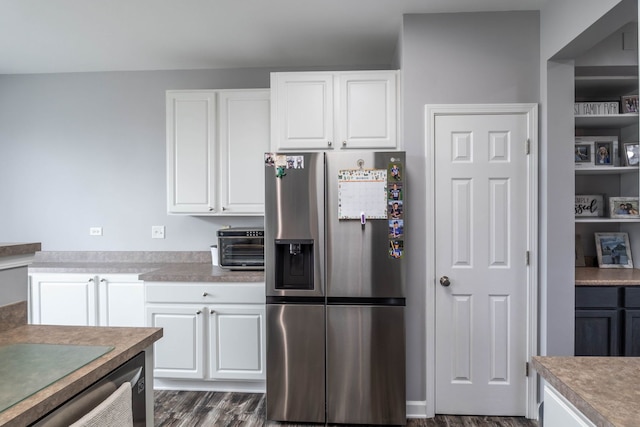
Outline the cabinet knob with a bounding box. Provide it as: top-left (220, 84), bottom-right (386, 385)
top-left (88, 278), bottom-right (94, 283)
top-left (342, 141), bottom-right (347, 147)
top-left (100, 278), bottom-right (106, 283)
top-left (203, 292), bottom-right (209, 297)
top-left (209, 207), bottom-right (214, 212)
top-left (222, 206), bottom-right (226, 211)
top-left (196, 310), bottom-right (202, 315)
top-left (210, 310), bottom-right (215, 315)
top-left (328, 141), bottom-right (332, 147)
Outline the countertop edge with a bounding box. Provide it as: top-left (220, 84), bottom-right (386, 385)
top-left (532, 357), bottom-right (612, 427)
top-left (0, 243), bottom-right (41, 259)
top-left (29, 262), bottom-right (265, 283)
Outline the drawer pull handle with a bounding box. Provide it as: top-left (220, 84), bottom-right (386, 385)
top-left (203, 292), bottom-right (209, 297)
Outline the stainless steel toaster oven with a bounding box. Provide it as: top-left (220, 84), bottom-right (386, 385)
top-left (217, 227), bottom-right (265, 270)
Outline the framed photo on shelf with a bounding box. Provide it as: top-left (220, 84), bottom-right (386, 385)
top-left (624, 142), bottom-right (639, 166)
top-left (595, 232), bottom-right (633, 268)
top-left (575, 136), bottom-right (619, 167)
top-left (609, 197), bottom-right (640, 218)
top-left (621, 95), bottom-right (639, 113)
top-left (574, 141), bottom-right (594, 167)
top-left (594, 140), bottom-right (614, 166)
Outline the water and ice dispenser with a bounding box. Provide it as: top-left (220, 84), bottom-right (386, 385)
top-left (274, 239), bottom-right (314, 290)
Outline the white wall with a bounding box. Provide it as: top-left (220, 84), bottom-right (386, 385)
top-left (400, 11), bottom-right (540, 403)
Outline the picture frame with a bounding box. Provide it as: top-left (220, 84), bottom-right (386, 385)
top-left (575, 136), bottom-right (619, 167)
top-left (575, 235), bottom-right (586, 267)
top-left (609, 197), bottom-right (640, 219)
top-left (621, 95), bottom-right (639, 114)
top-left (624, 142), bottom-right (639, 166)
top-left (574, 142), bottom-right (594, 167)
top-left (594, 140), bottom-right (614, 166)
top-left (595, 232), bottom-right (633, 268)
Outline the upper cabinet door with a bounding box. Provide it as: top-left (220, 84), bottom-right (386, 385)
top-left (271, 71), bottom-right (399, 151)
top-left (271, 73), bottom-right (334, 150)
top-left (337, 71), bottom-right (398, 149)
top-left (167, 91), bottom-right (217, 214)
top-left (218, 90), bottom-right (270, 215)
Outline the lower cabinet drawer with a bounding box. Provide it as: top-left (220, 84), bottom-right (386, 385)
top-left (145, 282), bottom-right (265, 304)
top-left (624, 287), bottom-right (640, 308)
top-left (575, 286), bottom-right (619, 308)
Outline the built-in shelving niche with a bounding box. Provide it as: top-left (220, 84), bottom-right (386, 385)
top-left (575, 62), bottom-right (640, 266)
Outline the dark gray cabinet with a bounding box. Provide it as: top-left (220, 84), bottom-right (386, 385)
top-left (624, 288), bottom-right (640, 356)
top-left (576, 286), bottom-right (640, 356)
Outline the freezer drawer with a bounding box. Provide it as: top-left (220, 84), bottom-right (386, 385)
top-left (266, 303), bottom-right (325, 423)
top-left (327, 305), bottom-right (406, 425)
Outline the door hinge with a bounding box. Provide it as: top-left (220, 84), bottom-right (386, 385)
top-left (525, 139), bottom-right (530, 155)
top-left (526, 251), bottom-right (530, 266)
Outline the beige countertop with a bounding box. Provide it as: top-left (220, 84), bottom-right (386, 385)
top-left (0, 324), bottom-right (162, 427)
top-left (532, 356), bottom-right (640, 427)
top-left (139, 263), bottom-right (264, 282)
top-left (29, 251), bottom-right (265, 283)
top-left (576, 267), bottom-right (640, 286)
top-left (0, 243), bottom-right (41, 259)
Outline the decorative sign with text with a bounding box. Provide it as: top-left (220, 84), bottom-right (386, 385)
top-left (575, 194), bottom-right (604, 217)
top-left (574, 102), bottom-right (619, 115)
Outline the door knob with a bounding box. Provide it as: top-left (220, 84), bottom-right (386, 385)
top-left (439, 276), bottom-right (451, 287)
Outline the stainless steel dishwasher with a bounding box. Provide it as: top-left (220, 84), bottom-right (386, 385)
top-left (31, 351), bottom-right (146, 427)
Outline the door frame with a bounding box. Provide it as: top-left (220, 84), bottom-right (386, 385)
top-left (424, 104), bottom-right (539, 419)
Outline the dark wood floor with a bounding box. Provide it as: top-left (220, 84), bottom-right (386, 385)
top-left (154, 390), bottom-right (539, 427)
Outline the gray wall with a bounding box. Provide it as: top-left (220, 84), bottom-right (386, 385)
top-left (0, 267), bottom-right (28, 305)
top-left (538, 0), bottom-right (631, 357)
top-left (0, 69), bottom-right (277, 251)
top-left (400, 11), bottom-right (540, 402)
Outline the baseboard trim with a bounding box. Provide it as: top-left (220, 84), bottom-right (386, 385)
top-left (406, 400), bottom-right (428, 418)
top-left (154, 378), bottom-right (265, 393)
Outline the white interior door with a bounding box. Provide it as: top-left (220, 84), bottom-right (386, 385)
top-left (434, 112), bottom-right (529, 415)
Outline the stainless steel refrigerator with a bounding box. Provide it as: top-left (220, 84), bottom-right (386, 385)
top-left (265, 151), bottom-right (406, 425)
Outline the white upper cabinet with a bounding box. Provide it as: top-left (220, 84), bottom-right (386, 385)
top-left (218, 90), bottom-right (270, 215)
top-left (166, 89), bottom-right (270, 216)
top-left (271, 70), bottom-right (399, 151)
top-left (167, 91), bottom-right (217, 214)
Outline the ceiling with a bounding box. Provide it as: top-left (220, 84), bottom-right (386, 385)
top-left (0, 0), bottom-right (548, 74)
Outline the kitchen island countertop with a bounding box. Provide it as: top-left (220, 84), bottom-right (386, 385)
top-left (532, 356), bottom-right (640, 427)
top-left (0, 324), bottom-right (162, 427)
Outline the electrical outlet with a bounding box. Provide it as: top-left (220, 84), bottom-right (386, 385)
top-left (89, 227), bottom-right (103, 236)
top-left (152, 225), bottom-right (165, 239)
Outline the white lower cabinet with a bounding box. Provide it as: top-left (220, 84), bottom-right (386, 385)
top-left (29, 273), bottom-right (144, 327)
top-left (543, 384), bottom-right (596, 427)
top-left (208, 305), bottom-right (265, 381)
top-left (146, 304), bottom-right (205, 379)
top-left (145, 282), bottom-right (265, 386)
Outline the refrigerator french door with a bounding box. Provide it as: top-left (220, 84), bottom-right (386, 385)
top-left (265, 151), bottom-right (406, 425)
